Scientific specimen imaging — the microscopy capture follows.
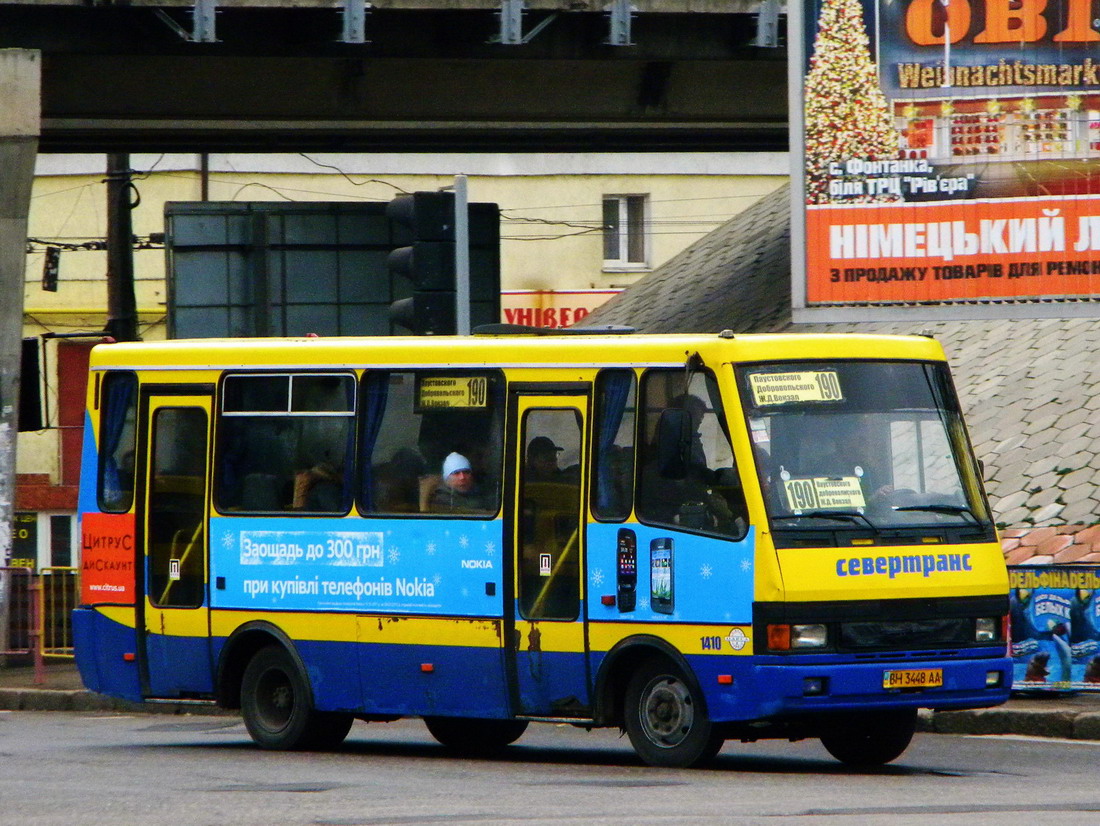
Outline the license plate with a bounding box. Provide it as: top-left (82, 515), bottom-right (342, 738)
top-left (882, 668), bottom-right (943, 689)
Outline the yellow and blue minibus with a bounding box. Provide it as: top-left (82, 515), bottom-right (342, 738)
top-left (73, 329), bottom-right (1011, 767)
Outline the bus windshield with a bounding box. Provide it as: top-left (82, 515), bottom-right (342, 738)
top-left (737, 360), bottom-right (993, 538)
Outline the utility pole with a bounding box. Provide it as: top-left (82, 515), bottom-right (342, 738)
top-left (0, 49), bottom-right (40, 662)
top-left (105, 153), bottom-right (140, 342)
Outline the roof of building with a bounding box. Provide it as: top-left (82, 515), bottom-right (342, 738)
top-left (579, 183), bottom-right (1100, 563)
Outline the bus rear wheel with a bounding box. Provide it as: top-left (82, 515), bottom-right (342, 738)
top-left (423, 716), bottom-right (528, 754)
top-left (623, 659), bottom-right (724, 768)
top-left (241, 645), bottom-right (352, 750)
top-left (819, 709), bottom-right (917, 767)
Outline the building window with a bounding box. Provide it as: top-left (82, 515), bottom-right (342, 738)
top-left (602, 195), bottom-right (648, 269)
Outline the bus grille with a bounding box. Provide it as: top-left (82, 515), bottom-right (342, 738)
top-left (839, 618), bottom-right (971, 651)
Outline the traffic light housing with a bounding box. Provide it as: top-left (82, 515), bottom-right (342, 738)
top-left (387, 191), bottom-right (500, 335)
top-left (387, 191), bottom-right (456, 335)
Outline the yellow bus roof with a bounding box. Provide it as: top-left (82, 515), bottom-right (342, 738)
top-left (87, 332), bottom-right (948, 371)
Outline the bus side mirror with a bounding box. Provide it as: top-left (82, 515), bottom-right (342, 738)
top-left (656, 408), bottom-right (690, 480)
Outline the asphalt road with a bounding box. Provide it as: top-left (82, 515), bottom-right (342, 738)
top-left (2, 711), bottom-right (1100, 825)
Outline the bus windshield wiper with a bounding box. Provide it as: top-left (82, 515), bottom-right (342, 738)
top-left (894, 504), bottom-right (980, 524)
top-left (783, 510), bottom-right (878, 530)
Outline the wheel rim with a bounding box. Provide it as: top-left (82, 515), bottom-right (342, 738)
top-left (254, 667), bottom-right (294, 732)
top-left (639, 674), bottom-right (694, 748)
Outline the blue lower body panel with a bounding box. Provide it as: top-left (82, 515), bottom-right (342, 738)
top-left (688, 651), bottom-right (1013, 723)
top-left (515, 649), bottom-right (589, 715)
top-left (72, 608), bottom-right (143, 702)
top-left (354, 640), bottom-right (511, 718)
top-left (145, 634), bottom-right (215, 697)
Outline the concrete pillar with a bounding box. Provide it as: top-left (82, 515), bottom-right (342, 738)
top-left (0, 50), bottom-right (40, 586)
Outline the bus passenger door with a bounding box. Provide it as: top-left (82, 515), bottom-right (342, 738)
top-left (505, 390), bottom-right (591, 717)
top-left (137, 390), bottom-right (214, 698)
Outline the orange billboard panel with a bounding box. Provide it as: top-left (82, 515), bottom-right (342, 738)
top-left (807, 196), bottom-right (1100, 303)
top-left (81, 512), bottom-right (136, 604)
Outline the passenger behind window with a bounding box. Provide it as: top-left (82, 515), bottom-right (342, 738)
top-left (429, 452), bottom-right (495, 514)
top-left (225, 420), bottom-right (295, 511)
top-left (526, 436), bottom-right (566, 482)
top-left (638, 390), bottom-right (746, 536)
top-left (292, 461), bottom-right (345, 512)
top-left (373, 447), bottom-right (428, 513)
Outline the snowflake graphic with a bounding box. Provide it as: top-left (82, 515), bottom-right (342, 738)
top-left (388, 548), bottom-right (401, 565)
top-left (700, 563), bottom-right (713, 579)
top-left (639, 597), bottom-right (650, 611)
top-left (221, 532), bottom-right (236, 550)
top-left (459, 535), bottom-right (470, 549)
top-left (590, 569), bottom-right (605, 587)
top-left (426, 541), bottom-right (437, 556)
top-left (433, 574), bottom-right (442, 586)
top-left (484, 541), bottom-right (496, 557)
top-left (461, 587), bottom-right (469, 598)
top-left (741, 558), bottom-right (753, 572)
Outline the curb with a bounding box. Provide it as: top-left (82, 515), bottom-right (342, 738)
top-left (919, 707), bottom-right (1100, 741)
top-left (0, 688), bottom-right (232, 716)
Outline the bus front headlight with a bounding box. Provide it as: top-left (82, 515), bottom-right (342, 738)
top-left (791, 624), bottom-right (828, 649)
top-left (767, 623), bottom-right (828, 650)
top-left (975, 617), bottom-right (998, 643)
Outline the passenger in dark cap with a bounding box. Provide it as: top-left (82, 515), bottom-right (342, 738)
top-left (526, 436), bottom-right (565, 482)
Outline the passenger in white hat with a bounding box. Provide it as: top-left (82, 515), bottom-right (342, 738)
top-left (431, 451), bottom-right (493, 513)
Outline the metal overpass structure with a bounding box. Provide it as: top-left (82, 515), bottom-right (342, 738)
top-left (2, 0), bottom-right (788, 153)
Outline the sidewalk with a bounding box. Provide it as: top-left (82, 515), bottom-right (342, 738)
top-left (3, 660), bottom-right (1100, 736)
top-left (0, 660), bottom-right (229, 715)
top-left (918, 692), bottom-right (1100, 740)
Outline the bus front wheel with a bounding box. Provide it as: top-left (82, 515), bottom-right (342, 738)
top-left (819, 709), bottom-right (917, 767)
top-left (623, 659), bottom-right (724, 768)
top-left (240, 645), bottom-right (352, 750)
top-left (423, 716), bottom-right (528, 754)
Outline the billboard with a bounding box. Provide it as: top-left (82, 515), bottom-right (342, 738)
top-left (794, 0), bottom-right (1100, 310)
top-left (1009, 565), bottom-right (1100, 692)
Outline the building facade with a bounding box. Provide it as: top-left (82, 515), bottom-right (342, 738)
top-left (16, 151), bottom-right (788, 569)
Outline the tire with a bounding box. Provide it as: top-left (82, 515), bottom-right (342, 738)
top-left (240, 645), bottom-right (352, 751)
top-left (423, 716), bottom-right (529, 754)
top-left (819, 709), bottom-right (917, 767)
top-left (306, 711), bottom-right (355, 750)
top-left (623, 659), bottom-right (725, 768)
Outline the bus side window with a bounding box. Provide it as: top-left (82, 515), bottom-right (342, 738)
top-left (215, 373), bottom-right (355, 514)
top-left (359, 370), bottom-right (504, 517)
top-left (97, 371), bottom-right (138, 513)
top-left (591, 369), bottom-right (636, 521)
top-left (636, 369), bottom-right (748, 539)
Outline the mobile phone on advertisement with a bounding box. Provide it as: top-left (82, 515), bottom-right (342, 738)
top-left (616, 528), bottom-right (637, 613)
top-left (650, 538), bottom-right (674, 614)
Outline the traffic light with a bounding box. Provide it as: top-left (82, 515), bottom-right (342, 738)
top-left (387, 191), bottom-right (501, 336)
top-left (467, 201), bottom-right (502, 331)
top-left (387, 191), bottom-right (457, 335)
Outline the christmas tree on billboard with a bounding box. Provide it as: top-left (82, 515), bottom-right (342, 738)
top-left (804, 0), bottom-right (899, 204)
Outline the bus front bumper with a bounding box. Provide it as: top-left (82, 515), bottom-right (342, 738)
top-left (693, 651), bottom-right (1013, 723)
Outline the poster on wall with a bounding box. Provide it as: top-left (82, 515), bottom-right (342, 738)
top-left (795, 0), bottom-right (1100, 307)
top-left (1009, 566), bottom-right (1100, 692)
